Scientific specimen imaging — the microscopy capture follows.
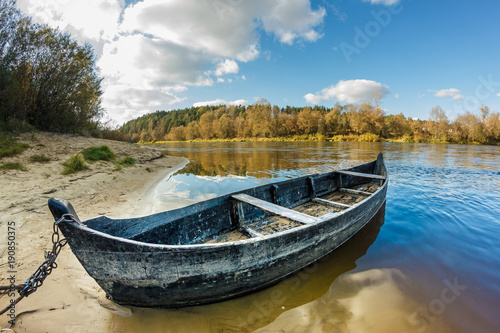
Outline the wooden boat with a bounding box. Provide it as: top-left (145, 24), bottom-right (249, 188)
top-left (48, 153), bottom-right (388, 307)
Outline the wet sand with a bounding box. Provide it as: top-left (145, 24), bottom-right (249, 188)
top-left (0, 132), bottom-right (187, 332)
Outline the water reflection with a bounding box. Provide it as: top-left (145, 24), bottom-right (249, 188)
top-left (137, 141), bottom-right (500, 332)
top-left (110, 205), bottom-right (386, 333)
top-left (152, 141), bottom-right (383, 178)
top-left (145, 141), bottom-right (384, 214)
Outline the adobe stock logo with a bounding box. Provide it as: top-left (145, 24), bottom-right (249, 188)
top-left (408, 277), bottom-right (467, 332)
top-left (211, 0), bottom-right (244, 20)
top-left (336, 3), bottom-right (405, 63)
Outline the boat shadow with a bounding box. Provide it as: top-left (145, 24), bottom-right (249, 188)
top-left (109, 203), bottom-right (386, 333)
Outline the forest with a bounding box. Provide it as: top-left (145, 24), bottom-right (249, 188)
top-left (1, 0), bottom-right (499, 146)
top-left (0, 0), bottom-right (103, 134)
top-left (114, 101), bottom-right (500, 145)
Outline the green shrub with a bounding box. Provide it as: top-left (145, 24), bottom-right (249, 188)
top-left (29, 154), bottom-right (51, 163)
top-left (0, 134), bottom-right (29, 159)
top-left (119, 156), bottom-right (135, 166)
top-left (82, 145), bottom-right (116, 161)
top-left (62, 153), bottom-right (88, 175)
top-left (0, 162), bottom-right (27, 171)
top-left (358, 133), bottom-right (381, 142)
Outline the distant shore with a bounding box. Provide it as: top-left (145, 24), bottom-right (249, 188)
top-left (0, 132), bottom-right (187, 332)
top-left (139, 133), bottom-right (500, 145)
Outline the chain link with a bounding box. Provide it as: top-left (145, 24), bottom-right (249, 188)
top-left (18, 214), bottom-right (72, 297)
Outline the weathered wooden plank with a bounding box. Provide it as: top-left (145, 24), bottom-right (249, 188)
top-left (336, 170), bottom-right (386, 180)
top-left (307, 176), bottom-right (316, 198)
top-left (240, 226), bottom-right (264, 238)
top-left (339, 188), bottom-right (372, 196)
top-left (312, 197), bottom-right (351, 209)
top-left (232, 194), bottom-right (319, 224)
top-left (234, 201), bottom-right (245, 227)
top-left (271, 184), bottom-right (280, 205)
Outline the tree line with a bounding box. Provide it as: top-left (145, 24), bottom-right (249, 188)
top-left (0, 0), bottom-right (103, 134)
top-left (114, 101), bottom-right (500, 145)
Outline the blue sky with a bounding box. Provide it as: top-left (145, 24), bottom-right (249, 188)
top-left (17, 0), bottom-right (500, 124)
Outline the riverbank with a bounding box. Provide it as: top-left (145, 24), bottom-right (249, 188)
top-left (139, 133), bottom-right (499, 145)
top-left (0, 132), bottom-right (187, 332)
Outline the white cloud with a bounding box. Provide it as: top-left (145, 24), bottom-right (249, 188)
top-left (260, 0), bottom-right (325, 44)
top-left (304, 79), bottom-right (390, 104)
top-left (363, 0), bottom-right (401, 5)
top-left (214, 59), bottom-right (239, 76)
top-left (434, 88), bottom-right (464, 100)
top-left (101, 85), bottom-right (186, 125)
top-left (193, 99), bottom-right (248, 107)
top-left (119, 0), bottom-right (259, 61)
top-left (496, 93), bottom-right (500, 97)
top-left (394, 93), bottom-right (400, 99)
top-left (18, 0), bottom-right (123, 43)
top-left (17, 0), bottom-right (325, 123)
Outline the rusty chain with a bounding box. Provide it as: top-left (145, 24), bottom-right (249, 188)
top-left (18, 214), bottom-right (71, 297)
top-left (0, 214), bottom-right (75, 317)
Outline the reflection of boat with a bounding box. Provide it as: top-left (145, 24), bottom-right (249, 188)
top-left (48, 153), bottom-right (388, 307)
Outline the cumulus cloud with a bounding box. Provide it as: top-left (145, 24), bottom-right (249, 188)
top-left (17, 0), bottom-right (326, 123)
top-left (304, 80), bottom-right (390, 104)
top-left (193, 99), bottom-right (248, 107)
top-left (214, 59), bottom-right (239, 76)
top-left (260, 0), bottom-right (325, 44)
top-left (102, 85), bottom-right (187, 125)
top-left (433, 88), bottom-right (464, 100)
top-left (18, 0), bottom-right (123, 43)
top-left (363, 0), bottom-right (401, 5)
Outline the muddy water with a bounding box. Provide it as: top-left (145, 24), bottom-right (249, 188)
top-left (114, 141), bottom-right (499, 332)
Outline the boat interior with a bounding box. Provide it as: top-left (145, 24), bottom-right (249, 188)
top-left (205, 181), bottom-right (382, 244)
top-left (74, 158), bottom-right (387, 246)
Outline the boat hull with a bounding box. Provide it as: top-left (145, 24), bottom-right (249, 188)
top-left (54, 154), bottom-right (388, 307)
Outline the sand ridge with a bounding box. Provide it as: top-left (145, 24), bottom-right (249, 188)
top-left (0, 132), bottom-right (187, 332)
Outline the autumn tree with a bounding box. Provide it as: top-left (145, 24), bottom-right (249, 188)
top-left (0, 0), bottom-right (103, 133)
top-left (246, 103), bottom-right (272, 137)
top-left (426, 105), bottom-right (450, 141)
top-left (184, 122), bottom-right (200, 141)
top-left (485, 112), bottom-right (500, 142)
top-left (325, 103), bottom-right (343, 135)
top-left (215, 114), bottom-right (235, 138)
top-left (297, 107), bottom-right (321, 135)
top-left (199, 112), bottom-right (215, 140)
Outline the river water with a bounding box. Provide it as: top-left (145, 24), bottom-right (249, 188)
top-left (111, 142), bottom-right (500, 333)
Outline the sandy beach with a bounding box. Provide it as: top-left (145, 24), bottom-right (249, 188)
top-left (0, 132), bottom-right (187, 332)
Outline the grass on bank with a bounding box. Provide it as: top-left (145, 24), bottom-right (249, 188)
top-left (143, 133), bottom-right (500, 145)
top-left (29, 154), bottom-right (51, 163)
top-left (118, 156), bottom-right (135, 166)
top-left (82, 145), bottom-right (116, 161)
top-left (0, 133), bottom-right (29, 158)
top-left (113, 156), bottom-right (135, 172)
top-left (143, 134), bottom-right (382, 144)
top-left (63, 146), bottom-right (134, 175)
top-left (62, 153), bottom-right (88, 175)
top-left (0, 162), bottom-right (27, 171)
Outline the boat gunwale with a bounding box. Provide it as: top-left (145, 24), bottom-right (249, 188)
top-left (61, 160), bottom-right (388, 250)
